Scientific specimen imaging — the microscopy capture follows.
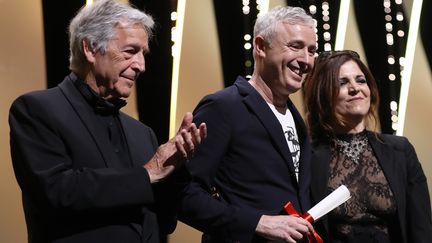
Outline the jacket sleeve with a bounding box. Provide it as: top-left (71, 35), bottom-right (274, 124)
top-left (9, 93), bottom-right (155, 213)
top-left (178, 96), bottom-right (262, 243)
top-left (403, 137), bottom-right (432, 243)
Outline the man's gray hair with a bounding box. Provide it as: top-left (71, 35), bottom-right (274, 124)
top-left (68, 0), bottom-right (154, 73)
top-left (253, 6), bottom-right (315, 46)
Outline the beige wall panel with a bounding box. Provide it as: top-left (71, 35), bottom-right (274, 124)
top-left (0, 1), bottom-right (46, 242)
top-left (173, 1), bottom-right (224, 130)
top-left (343, 2), bottom-right (366, 65)
top-left (170, 0), bottom-right (223, 242)
top-left (270, 0), bottom-right (287, 8)
top-left (124, 87), bottom-right (139, 119)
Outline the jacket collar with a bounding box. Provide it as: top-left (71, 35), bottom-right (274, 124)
top-left (73, 77), bottom-right (127, 115)
top-left (58, 73), bottom-right (126, 168)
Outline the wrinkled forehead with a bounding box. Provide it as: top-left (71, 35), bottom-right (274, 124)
top-left (275, 22), bottom-right (316, 44)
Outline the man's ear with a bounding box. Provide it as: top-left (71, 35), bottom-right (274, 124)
top-left (254, 36), bottom-right (267, 58)
top-left (83, 39), bottom-right (96, 64)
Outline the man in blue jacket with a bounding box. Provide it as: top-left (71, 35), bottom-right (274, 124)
top-left (179, 6), bottom-right (317, 243)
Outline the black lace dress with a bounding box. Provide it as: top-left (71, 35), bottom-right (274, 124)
top-left (327, 130), bottom-right (400, 243)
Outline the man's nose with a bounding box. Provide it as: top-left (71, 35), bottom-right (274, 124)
top-left (131, 52), bottom-right (145, 73)
top-left (298, 48), bottom-right (313, 72)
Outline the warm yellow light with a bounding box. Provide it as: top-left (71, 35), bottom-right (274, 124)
top-left (169, 0), bottom-right (186, 138)
top-left (334, 0), bottom-right (350, 50)
top-left (256, 0), bottom-right (269, 16)
top-left (244, 43), bottom-right (252, 50)
top-left (396, 0), bottom-right (423, 136)
top-left (242, 6), bottom-right (250, 15)
top-left (387, 55), bottom-right (395, 65)
top-left (86, 0), bottom-right (94, 5)
top-left (309, 5), bottom-right (317, 15)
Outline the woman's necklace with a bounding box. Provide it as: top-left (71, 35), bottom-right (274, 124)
top-left (333, 132), bottom-right (368, 164)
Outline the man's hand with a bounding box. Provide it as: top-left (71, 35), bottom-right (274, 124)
top-left (256, 215), bottom-right (314, 243)
top-left (144, 112), bottom-right (207, 183)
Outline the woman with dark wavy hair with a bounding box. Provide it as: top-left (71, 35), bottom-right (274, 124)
top-left (303, 50), bottom-right (432, 243)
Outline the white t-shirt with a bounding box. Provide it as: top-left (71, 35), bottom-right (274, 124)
top-left (268, 103), bottom-right (301, 181)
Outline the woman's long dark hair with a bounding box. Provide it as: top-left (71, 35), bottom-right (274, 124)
top-left (303, 50), bottom-right (380, 143)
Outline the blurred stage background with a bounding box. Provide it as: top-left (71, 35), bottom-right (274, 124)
top-left (0, 0), bottom-right (430, 242)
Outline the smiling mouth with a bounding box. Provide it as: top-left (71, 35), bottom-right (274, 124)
top-left (348, 97), bottom-right (364, 102)
top-left (289, 66), bottom-right (304, 80)
top-left (122, 75), bottom-right (136, 82)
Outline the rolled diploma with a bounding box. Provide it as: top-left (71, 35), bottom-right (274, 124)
top-left (307, 185), bottom-right (351, 222)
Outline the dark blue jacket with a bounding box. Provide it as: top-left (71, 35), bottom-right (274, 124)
top-left (180, 76), bottom-right (312, 243)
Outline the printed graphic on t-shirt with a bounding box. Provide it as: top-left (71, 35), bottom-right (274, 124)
top-left (285, 126), bottom-right (300, 177)
top-left (266, 102), bottom-right (301, 181)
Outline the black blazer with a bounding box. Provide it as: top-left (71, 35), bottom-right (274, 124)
top-left (179, 77), bottom-right (312, 243)
top-left (9, 74), bottom-right (175, 243)
top-left (310, 130), bottom-right (432, 243)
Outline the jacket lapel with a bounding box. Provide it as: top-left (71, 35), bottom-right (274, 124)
top-left (235, 77), bottom-right (298, 183)
top-left (288, 99), bottom-right (312, 187)
top-left (310, 142), bottom-right (334, 237)
top-left (310, 143), bottom-right (332, 202)
top-left (368, 132), bottom-right (402, 200)
top-left (119, 114), bottom-right (158, 167)
top-left (58, 73), bottom-right (122, 168)
top-left (367, 132), bottom-right (405, 228)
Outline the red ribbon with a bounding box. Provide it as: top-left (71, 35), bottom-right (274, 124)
top-left (284, 202), bottom-right (323, 243)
